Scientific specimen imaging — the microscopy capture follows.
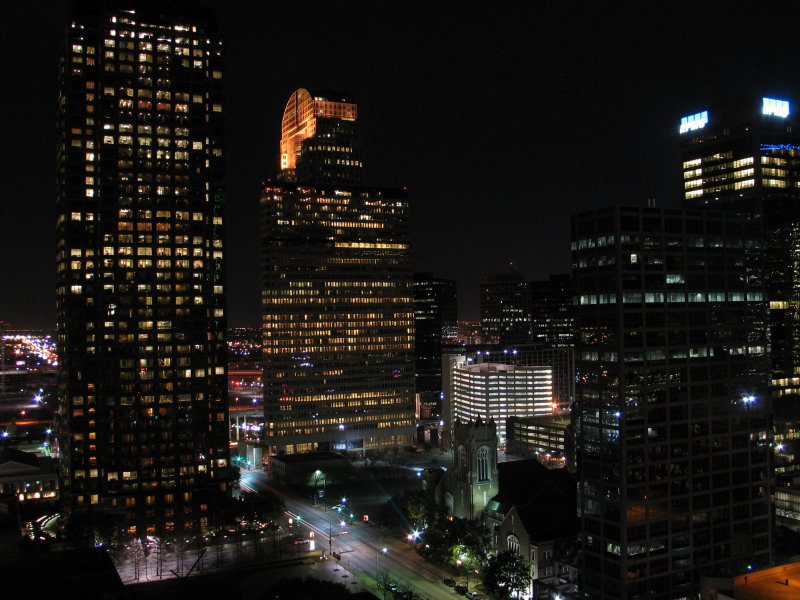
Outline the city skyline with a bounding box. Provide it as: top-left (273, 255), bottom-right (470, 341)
top-left (7, 1), bottom-right (800, 328)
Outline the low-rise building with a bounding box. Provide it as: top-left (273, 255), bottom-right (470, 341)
top-left (268, 452), bottom-right (350, 492)
top-left (483, 460), bottom-right (576, 599)
top-left (451, 361), bottom-right (553, 448)
top-left (0, 448), bottom-right (58, 503)
top-left (507, 413), bottom-right (574, 471)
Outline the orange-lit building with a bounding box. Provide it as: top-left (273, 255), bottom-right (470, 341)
top-left (260, 89), bottom-right (414, 455)
top-left (278, 88), bottom-right (362, 185)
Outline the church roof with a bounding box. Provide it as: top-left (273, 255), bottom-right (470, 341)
top-left (490, 459), bottom-right (576, 541)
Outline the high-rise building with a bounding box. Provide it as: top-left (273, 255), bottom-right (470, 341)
top-left (260, 89), bottom-right (415, 455)
top-left (530, 274), bottom-right (575, 348)
top-left (413, 272), bottom-right (457, 404)
top-left (480, 265), bottom-right (532, 345)
top-left (279, 88), bottom-right (362, 185)
top-left (574, 206), bottom-right (771, 599)
top-left (679, 97), bottom-right (800, 415)
top-left (56, 1), bottom-right (230, 534)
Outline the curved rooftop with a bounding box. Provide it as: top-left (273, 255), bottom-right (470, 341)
top-left (279, 88), bottom-right (357, 171)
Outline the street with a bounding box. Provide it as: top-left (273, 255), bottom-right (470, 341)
top-left (240, 469), bottom-right (466, 600)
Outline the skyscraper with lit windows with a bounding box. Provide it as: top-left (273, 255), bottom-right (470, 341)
top-left (574, 205), bottom-right (771, 599)
top-left (480, 265), bottom-right (532, 345)
top-left (56, 1), bottom-right (230, 535)
top-left (260, 89), bottom-right (415, 455)
top-left (679, 96), bottom-right (800, 416)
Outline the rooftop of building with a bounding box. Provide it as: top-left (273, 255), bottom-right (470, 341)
top-left (4, 547), bottom-right (123, 597)
top-left (269, 451), bottom-right (348, 465)
top-left (508, 413), bottom-right (572, 427)
top-left (710, 562), bottom-right (800, 599)
top-left (306, 89), bottom-right (355, 104)
top-left (486, 459), bottom-right (576, 540)
top-left (455, 361), bottom-right (549, 374)
top-left (70, 0), bottom-right (218, 31)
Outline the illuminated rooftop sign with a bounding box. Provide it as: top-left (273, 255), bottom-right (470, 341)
top-left (680, 110), bottom-right (708, 134)
top-left (763, 97), bottom-right (790, 118)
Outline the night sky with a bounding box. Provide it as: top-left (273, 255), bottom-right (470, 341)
top-left (4, 1), bottom-right (800, 329)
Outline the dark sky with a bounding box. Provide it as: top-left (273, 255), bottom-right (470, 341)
top-left (4, 1), bottom-right (800, 329)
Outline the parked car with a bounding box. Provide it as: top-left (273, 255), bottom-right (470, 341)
top-left (442, 577), bottom-right (456, 587)
top-left (467, 593), bottom-right (481, 599)
top-left (454, 584), bottom-right (468, 595)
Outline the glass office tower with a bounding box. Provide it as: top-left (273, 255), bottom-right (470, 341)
top-left (574, 206), bottom-right (771, 598)
top-left (680, 97), bottom-right (800, 414)
top-left (261, 89), bottom-right (415, 455)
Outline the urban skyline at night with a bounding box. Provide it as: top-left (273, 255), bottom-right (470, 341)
top-left (7, 2), bottom-right (800, 597)
top-left (5, 1), bottom-right (800, 328)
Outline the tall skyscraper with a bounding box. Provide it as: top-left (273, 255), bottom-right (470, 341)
top-left (480, 265), bottom-right (532, 345)
top-left (279, 88), bottom-right (362, 185)
top-left (260, 89), bottom-right (415, 455)
top-left (679, 97), bottom-right (800, 415)
top-left (574, 206), bottom-right (771, 599)
top-left (413, 272), bottom-right (457, 405)
top-left (56, 1), bottom-right (229, 535)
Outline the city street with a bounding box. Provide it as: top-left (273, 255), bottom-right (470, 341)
top-left (240, 469), bottom-right (466, 600)
top-left (107, 467), bottom-right (465, 600)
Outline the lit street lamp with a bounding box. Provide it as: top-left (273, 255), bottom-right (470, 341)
top-left (313, 469), bottom-right (325, 503)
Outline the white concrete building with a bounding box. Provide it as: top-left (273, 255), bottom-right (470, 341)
top-left (451, 361), bottom-right (553, 447)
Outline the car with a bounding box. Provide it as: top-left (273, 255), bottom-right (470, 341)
top-left (467, 593), bottom-right (481, 599)
top-left (454, 584), bottom-right (468, 595)
top-left (442, 577), bottom-right (456, 587)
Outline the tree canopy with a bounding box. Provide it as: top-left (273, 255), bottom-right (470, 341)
top-left (482, 551), bottom-right (532, 600)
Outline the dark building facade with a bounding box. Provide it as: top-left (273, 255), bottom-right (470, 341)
top-left (574, 206), bottom-right (771, 599)
top-left (56, 2), bottom-right (230, 534)
top-left (480, 265), bottom-right (532, 345)
top-left (260, 89), bottom-right (415, 455)
top-left (413, 273), bottom-right (457, 404)
top-left (680, 97), bottom-right (800, 418)
top-left (530, 274), bottom-right (575, 349)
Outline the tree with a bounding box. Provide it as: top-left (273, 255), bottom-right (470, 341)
top-left (236, 490), bottom-right (285, 525)
top-left (419, 515), bottom-right (490, 572)
top-left (483, 551), bottom-right (532, 600)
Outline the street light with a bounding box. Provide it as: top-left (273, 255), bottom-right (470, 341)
top-left (376, 546), bottom-right (388, 578)
top-left (313, 469), bottom-right (325, 503)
